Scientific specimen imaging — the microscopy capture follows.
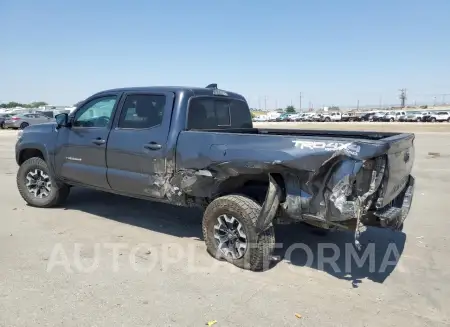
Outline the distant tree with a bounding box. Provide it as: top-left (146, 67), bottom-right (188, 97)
top-left (0, 101), bottom-right (49, 108)
top-left (285, 105), bottom-right (296, 113)
top-left (0, 101), bottom-right (23, 108)
top-left (28, 101), bottom-right (48, 108)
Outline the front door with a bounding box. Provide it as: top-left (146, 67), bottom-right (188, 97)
top-left (106, 91), bottom-right (174, 198)
top-left (54, 94), bottom-right (119, 189)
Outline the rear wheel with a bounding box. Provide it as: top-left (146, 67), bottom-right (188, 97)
top-left (431, 117), bottom-right (436, 122)
top-left (0, 122), bottom-right (4, 129)
top-left (390, 118), bottom-right (394, 122)
top-left (20, 122), bottom-right (29, 129)
top-left (416, 118), bottom-right (421, 122)
top-left (17, 157), bottom-right (70, 208)
top-left (202, 194), bottom-right (275, 271)
top-left (324, 117), bottom-right (331, 122)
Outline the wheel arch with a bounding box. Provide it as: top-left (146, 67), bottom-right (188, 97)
top-left (18, 148), bottom-right (45, 165)
top-left (213, 173), bottom-right (286, 204)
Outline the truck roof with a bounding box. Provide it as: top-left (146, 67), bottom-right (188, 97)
top-left (92, 85), bottom-right (246, 101)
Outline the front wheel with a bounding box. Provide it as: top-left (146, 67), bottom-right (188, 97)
top-left (17, 157), bottom-right (70, 208)
top-left (202, 194), bottom-right (275, 271)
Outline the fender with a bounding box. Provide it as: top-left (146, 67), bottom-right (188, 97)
top-left (16, 141), bottom-right (56, 177)
top-left (255, 174), bottom-right (282, 234)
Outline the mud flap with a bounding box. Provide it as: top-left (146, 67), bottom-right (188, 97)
top-left (255, 174), bottom-right (282, 234)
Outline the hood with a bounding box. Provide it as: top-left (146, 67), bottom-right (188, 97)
top-left (24, 122), bottom-right (57, 132)
top-left (18, 122), bottom-right (57, 138)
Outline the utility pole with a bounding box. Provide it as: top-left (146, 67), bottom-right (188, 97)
top-left (356, 99), bottom-right (359, 110)
top-left (264, 96), bottom-right (267, 111)
top-left (435, 93), bottom-right (450, 105)
top-left (399, 89), bottom-right (407, 108)
top-left (299, 92), bottom-right (302, 111)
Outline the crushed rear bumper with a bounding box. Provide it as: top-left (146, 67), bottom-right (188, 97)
top-left (363, 175), bottom-right (415, 230)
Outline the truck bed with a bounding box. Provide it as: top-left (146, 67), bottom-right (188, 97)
top-left (176, 128), bottom-right (414, 223)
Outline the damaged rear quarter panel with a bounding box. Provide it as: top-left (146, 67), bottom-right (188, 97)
top-left (173, 130), bottom-right (391, 216)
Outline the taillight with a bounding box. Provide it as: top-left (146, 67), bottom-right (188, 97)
top-left (11, 117), bottom-right (20, 121)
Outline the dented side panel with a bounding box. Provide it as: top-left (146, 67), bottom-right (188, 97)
top-left (171, 129), bottom-right (414, 230)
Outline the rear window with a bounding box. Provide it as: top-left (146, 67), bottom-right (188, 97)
top-left (187, 97), bottom-right (252, 129)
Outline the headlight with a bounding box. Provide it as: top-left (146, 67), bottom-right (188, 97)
top-left (17, 130), bottom-right (23, 140)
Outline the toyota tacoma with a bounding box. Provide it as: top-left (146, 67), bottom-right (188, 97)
top-left (15, 84), bottom-right (415, 271)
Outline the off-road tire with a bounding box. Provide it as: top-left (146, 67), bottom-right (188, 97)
top-left (17, 157), bottom-right (70, 208)
top-left (202, 194), bottom-right (275, 271)
top-left (20, 122), bottom-right (29, 129)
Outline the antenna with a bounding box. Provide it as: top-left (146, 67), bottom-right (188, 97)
top-left (206, 83), bottom-right (218, 89)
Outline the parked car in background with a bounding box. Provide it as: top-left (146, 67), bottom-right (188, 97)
top-left (0, 113), bottom-right (14, 129)
top-left (341, 112), bottom-right (361, 122)
top-left (276, 113), bottom-right (291, 122)
top-left (398, 113), bottom-right (408, 122)
top-left (427, 111), bottom-right (450, 122)
top-left (381, 111), bottom-right (406, 122)
top-left (406, 111), bottom-right (430, 122)
top-left (253, 115), bottom-right (268, 122)
top-left (350, 113), bottom-right (364, 122)
top-left (360, 111), bottom-right (376, 121)
top-left (288, 113), bottom-right (301, 121)
top-left (3, 113), bottom-right (54, 129)
top-left (372, 111), bottom-right (389, 122)
top-left (302, 113), bottom-right (316, 121)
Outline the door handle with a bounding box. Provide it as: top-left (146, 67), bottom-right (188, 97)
top-left (144, 142), bottom-right (162, 150)
top-left (92, 138), bottom-right (106, 145)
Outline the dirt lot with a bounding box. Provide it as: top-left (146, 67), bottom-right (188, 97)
top-left (1, 123), bottom-right (450, 326)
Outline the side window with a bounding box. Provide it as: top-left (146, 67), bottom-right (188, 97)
top-left (73, 95), bottom-right (117, 128)
top-left (229, 100), bottom-right (252, 128)
top-left (118, 94), bottom-right (166, 129)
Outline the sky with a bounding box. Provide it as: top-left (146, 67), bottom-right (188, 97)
top-left (1, 0), bottom-right (450, 109)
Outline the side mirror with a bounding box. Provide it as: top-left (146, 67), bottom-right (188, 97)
top-left (55, 113), bottom-right (70, 129)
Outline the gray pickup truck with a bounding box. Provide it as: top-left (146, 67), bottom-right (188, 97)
top-left (15, 84), bottom-right (415, 271)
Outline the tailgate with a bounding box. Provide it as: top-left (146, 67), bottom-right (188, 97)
top-left (377, 133), bottom-right (415, 207)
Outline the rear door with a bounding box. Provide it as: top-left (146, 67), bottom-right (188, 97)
top-left (33, 114), bottom-right (52, 125)
top-left (106, 91), bottom-right (175, 198)
top-left (54, 94), bottom-right (119, 189)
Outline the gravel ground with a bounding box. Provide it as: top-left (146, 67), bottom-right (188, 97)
top-left (0, 124), bottom-right (449, 327)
